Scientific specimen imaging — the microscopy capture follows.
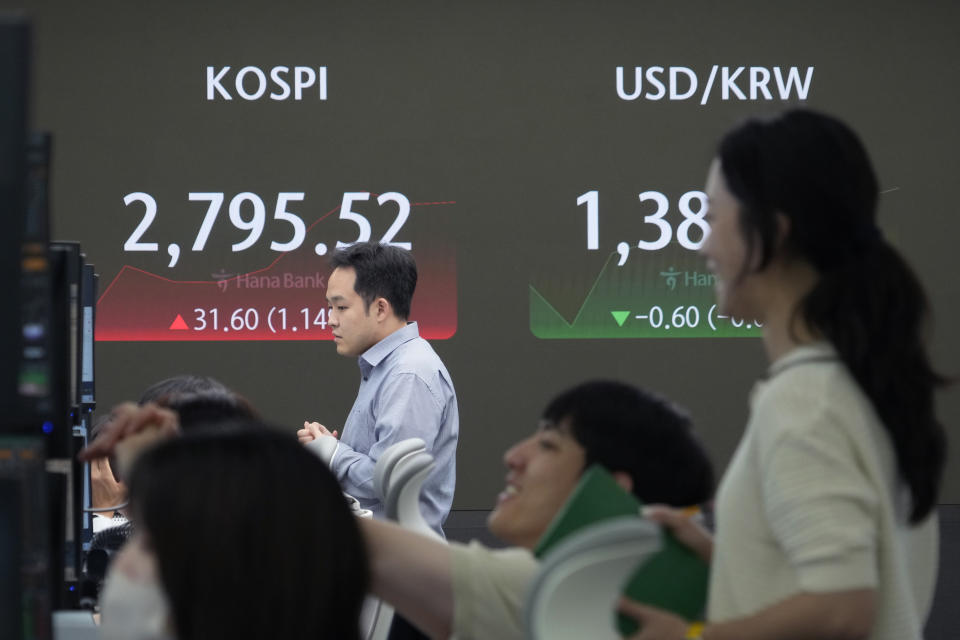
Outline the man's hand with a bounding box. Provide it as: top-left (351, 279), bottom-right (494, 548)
top-left (298, 421), bottom-right (339, 443)
top-left (78, 403), bottom-right (181, 477)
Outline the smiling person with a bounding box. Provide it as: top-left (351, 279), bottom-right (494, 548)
top-left (298, 242), bottom-right (459, 537)
top-left (620, 110), bottom-right (947, 640)
top-left (361, 380), bottom-right (715, 640)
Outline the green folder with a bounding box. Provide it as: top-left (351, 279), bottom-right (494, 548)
top-left (534, 463), bottom-right (643, 556)
top-left (533, 465), bottom-right (708, 634)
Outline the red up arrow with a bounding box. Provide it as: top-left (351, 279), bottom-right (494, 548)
top-left (169, 314), bottom-right (190, 331)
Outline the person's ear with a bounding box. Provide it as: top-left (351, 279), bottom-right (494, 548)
top-left (611, 471), bottom-right (634, 495)
top-left (374, 297), bottom-right (391, 321)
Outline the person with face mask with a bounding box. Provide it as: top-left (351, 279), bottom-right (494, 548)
top-left (98, 531), bottom-right (173, 640)
top-left (99, 424), bottom-right (368, 640)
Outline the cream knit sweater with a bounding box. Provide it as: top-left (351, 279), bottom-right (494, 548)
top-left (708, 344), bottom-right (938, 639)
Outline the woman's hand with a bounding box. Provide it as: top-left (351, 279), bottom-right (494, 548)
top-left (618, 598), bottom-right (690, 639)
top-left (643, 504), bottom-right (714, 563)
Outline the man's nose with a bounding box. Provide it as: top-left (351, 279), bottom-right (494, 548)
top-left (503, 436), bottom-right (533, 470)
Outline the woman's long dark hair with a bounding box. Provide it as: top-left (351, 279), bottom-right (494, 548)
top-left (127, 425), bottom-right (368, 640)
top-left (718, 109), bottom-right (947, 523)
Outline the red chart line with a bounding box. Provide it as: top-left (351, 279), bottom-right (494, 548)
top-left (97, 199), bottom-right (456, 306)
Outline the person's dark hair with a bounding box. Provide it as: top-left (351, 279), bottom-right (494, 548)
top-left (138, 375), bottom-right (231, 405)
top-left (137, 375), bottom-right (259, 431)
top-left (126, 425), bottom-right (368, 640)
top-left (330, 242), bottom-right (417, 319)
top-left (542, 381), bottom-right (714, 507)
top-left (717, 108), bottom-right (947, 523)
top-left (159, 392), bottom-right (259, 431)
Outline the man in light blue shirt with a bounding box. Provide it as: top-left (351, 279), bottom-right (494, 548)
top-left (299, 243), bottom-right (458, 536)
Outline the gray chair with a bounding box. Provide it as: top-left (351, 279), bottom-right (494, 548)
top-left (524, 517), bottom-right (663, 640)
top-left (362, 438), bottom-right (436, 640)
top-left (373, 438), bottom-right (426, 502)
top-left (383, 449), bottom-right (438, 540)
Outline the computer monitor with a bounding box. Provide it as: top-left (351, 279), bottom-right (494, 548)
top-left (44, 244), bottom-right (76, 459)
top-left (2, 128), bottom-right (67, 451)
top-left (0, 15), bottom-right (31, 426)
top-left (0, 436), bottom-right (53, 640)
top-left (79, 264), bottom-right (96, 408)
top-left (16, 133), bottom-right (62, 437)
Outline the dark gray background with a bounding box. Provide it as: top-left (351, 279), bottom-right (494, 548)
top-left (11, 0), bottom-right (959, 510)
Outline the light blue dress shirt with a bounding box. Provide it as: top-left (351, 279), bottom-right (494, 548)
top-left (330, 322), bottom-right (458, 535)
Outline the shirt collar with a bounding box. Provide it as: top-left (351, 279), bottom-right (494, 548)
top-left (358, 322), bottom-right (420, 375)
top-left (766, 341), bottom-right (838, 379)
top-left (748, 342), bottom-right (837, 407)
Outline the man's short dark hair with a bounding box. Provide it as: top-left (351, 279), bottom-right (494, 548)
top-left (543, 380), bottom-right (714, 507)
top-left (138, 375), bottom-right (230, 405)
top-left (330, 242), bottom-right (417, 320)
top-left (137, 374), bottom-right (259, 432)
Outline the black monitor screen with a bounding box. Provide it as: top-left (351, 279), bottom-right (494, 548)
top-left (0, 437), bottom-right (52, 640)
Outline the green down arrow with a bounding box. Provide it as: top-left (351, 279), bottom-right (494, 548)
top-left (611, 311), bottom-right (630, 327)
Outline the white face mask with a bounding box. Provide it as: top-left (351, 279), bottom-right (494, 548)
top-left (98, 534), bottom-right (175, 640)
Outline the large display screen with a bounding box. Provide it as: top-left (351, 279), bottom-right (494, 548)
top-left (97, 190), bottom-right (457, 340)
top-left (20, 1), bottom-right (960, 504)
top-left (530, 187), bottom-right (762, 339)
